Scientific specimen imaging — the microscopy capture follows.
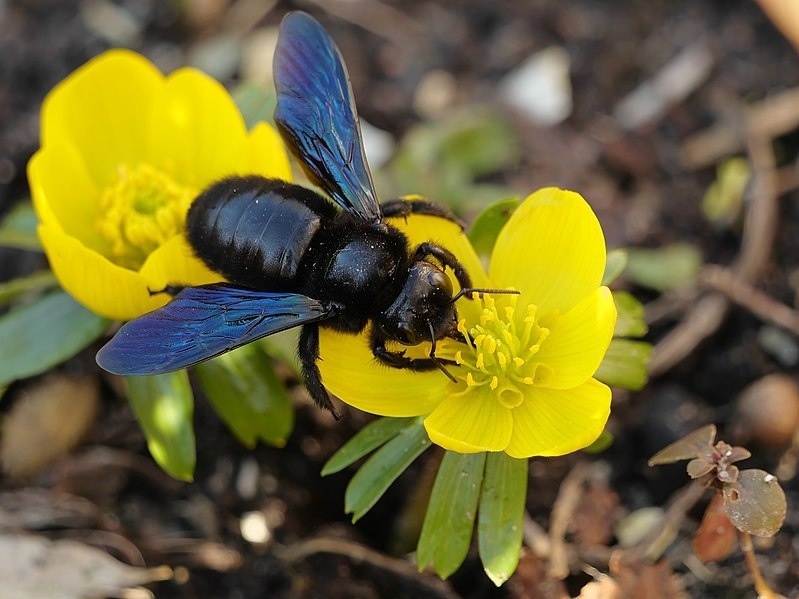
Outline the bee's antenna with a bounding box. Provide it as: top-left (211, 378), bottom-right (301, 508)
top-left (450, 287), bottom-right (521, 303)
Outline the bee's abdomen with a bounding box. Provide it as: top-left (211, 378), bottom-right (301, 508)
top-left (186, 176), bottom-right (333, 290)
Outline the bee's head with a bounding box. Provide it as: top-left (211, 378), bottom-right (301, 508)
top-left (377, 261), bottom-right (456, 346)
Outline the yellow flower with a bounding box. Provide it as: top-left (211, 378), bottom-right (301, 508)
top-left (27, 50), bottom-right (291, 320)
top-left (317, 188), bottom-right (617, 458)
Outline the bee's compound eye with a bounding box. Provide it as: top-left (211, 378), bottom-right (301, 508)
top-left (428, 269), bottom-right (453, 297)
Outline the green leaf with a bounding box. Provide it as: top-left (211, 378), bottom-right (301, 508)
top-left (258, 328), bottom-right (301, 377)
top-left (345, 418), bottom-right (430, 522)
top-left (582, 429), bottom-right (615, 454)
top-left (417, 451), bottom-right (485, 579)
top-left (478, 453), bottom-right (527, 586)
top-left (322, 416), bottom-right (416, 476)
top-left (387, 107), bottom-right (519, 208)
top-left (0, 270), bottom-right (58, 305)
top-left (0, 202), bottom-right (41, 251)
top-left (626, 243), bottom-right (702, 292)
top-left (594, 338), bottom-right (651, 391)
top-left (193, 343), bottom-right (293, 449)
top-left (613, 291), bottom-right (648, 338)
top-left (602, 249), bottom-right (628, 286)
top-left (468, 197), bottom-right (519, 259)
top-left (0, 290), bottom-right (109, 388)
top-left (232, 82), bottom-right (277, 130)
top-left (702, 157), bottom-right (749, 227)
top-left (125, 372), bottom-right (196, 481)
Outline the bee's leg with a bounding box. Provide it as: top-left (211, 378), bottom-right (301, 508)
top-left (370, 326), bottom-right (456, 380)
top-left (413, 242), bottom-right (473, 292)
top-left (299, 324), bottom-right (341, 419)
top-left (381, 197), bottom-right (465, 229)
top-left (147, 283), bottom-right (187, 297)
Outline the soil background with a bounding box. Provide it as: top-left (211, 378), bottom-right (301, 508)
top-left (1, 1), bottom-right (799, 598)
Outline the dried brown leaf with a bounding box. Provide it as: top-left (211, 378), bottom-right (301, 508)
top-left (610, 556), bottom-right (685, 599)
top-left (1, 375), bottom-right (99, 478)
top-left (0, 534), bottom-right (171, 598)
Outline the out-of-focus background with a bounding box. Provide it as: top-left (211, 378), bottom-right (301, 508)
top-left (1, 1), bottom-right (799, 597)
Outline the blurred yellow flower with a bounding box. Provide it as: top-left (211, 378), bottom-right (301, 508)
top-left (28, 50), bottom-right (291, 320)
top-left (318, 188), bottom-right (617, 458)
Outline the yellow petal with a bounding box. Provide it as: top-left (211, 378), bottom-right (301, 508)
top-left (139, 234), bottom-right (225, 291)
top-left (388, 210), bottom-right (488, 324)
top-left (504, 378), bottom-right (611, 458)
top-left (317, 328), bottom-right (448, 417)
top-left (536, 287), bottom-right (617, 389)
top-left (148, 68), bottom-right (249, 187)
top-left (424, 391), bottom-right (514, 453)
top-left (38, 223), bottom-right (170, 321)
top-left (247, 122), bottom-right (292, 181)
top-left (41, 49), bottom-right (164, 188)
top-left (28, 145), bottom-right (109, 254)
top-left (490, 187), bottom-right (606, 314)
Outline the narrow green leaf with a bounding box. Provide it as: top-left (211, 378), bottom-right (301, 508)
top-left (0, 202), bottom-right (41, 251)
top-left (0, 270), bottom-right (58, 305)
top-left (417, 451), bottom-right (486, 579)
top-left (345, 418), bottom-right (430, 522)
top-left (194, 344), bottom-right (293, 448)
top-left (125, 372), bottom-right (196, 481)
top-left (602, 249), bottom-right (628, 286)
top-left (468, 197), bottom-right (519, 258)
top-left (613, 290), bottom-right (648, 338)
top-left (322, 416), bottom-right (416, 476)
top-left (626, 243), bottom-right (702, 292)
top-left (594, 338), bottom-right (651, 391)
top-left (0, 290), bottom-right (109, 388)
top-left (478, 453), bottom-right (527, 586)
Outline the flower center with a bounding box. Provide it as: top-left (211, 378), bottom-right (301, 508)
top-left (96, 163), bottom-right (196, 269)
top-left (440, 294), bottom-right (553, 409)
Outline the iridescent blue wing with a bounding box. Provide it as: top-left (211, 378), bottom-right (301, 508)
top-left (96, 283), bottom-right (334, 375)
top-left (274, 11), bottom-right (381, 223)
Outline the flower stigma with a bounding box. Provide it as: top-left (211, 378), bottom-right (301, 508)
top-left (440, 293), bottom-right (554, 409)
top-left (97, 163), bottom-right (196, 269)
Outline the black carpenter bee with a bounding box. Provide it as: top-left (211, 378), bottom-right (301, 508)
top-left (97, 11), bottom-right (512, 415)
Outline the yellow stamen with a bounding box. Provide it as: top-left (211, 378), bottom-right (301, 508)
top-left (439, 294), bottom-right (556, 411)
top-left (97, 163), bottom-right (196, 269)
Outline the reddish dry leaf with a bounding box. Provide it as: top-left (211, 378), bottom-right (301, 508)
top-left (573, 486), bottom-right (620, 546)
top-left (610, 556), bottom-right (684, 599)
top-left (507, 551), bottom-right (569, 599)
top-left (693, 494), bottom-right (737, 563)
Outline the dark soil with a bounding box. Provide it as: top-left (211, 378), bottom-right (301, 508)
top-left (1, 1), bottom-right (798, 597)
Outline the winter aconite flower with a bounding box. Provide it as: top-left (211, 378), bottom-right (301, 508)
top-left (318, 188), bottom-right (617, 458)
top-left (28, 50), bottom-right (291, 320)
